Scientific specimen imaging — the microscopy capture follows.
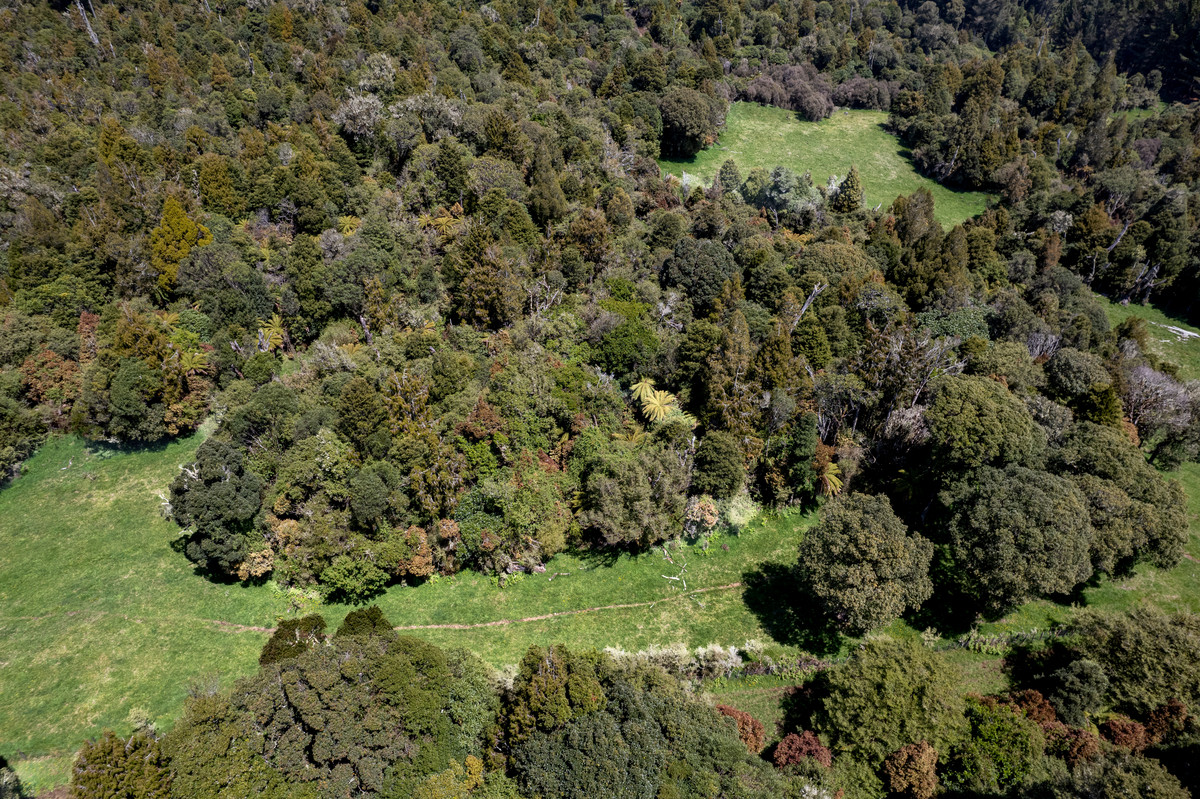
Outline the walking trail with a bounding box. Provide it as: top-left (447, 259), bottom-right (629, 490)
top-left (200, 581), bottom-right (746, 635)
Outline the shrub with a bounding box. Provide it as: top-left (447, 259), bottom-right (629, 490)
top-left (1046, 727), bottom-right (1102, 768)
top-left (72, 731), bottom-right (172, 799)
top-left (942, 698), bottom-right (1044, 795)
top-left (1070, 608), bottom-right (1200, 715)
top-left (774, 731), bottom-right (832, 769)
top-left (881, 741), bottom-right (938, 799)
top-left (0, 756), bottom-right (26, 799)
top-left (1101, 716), bottom-right (1149, 753)
top-left (334, 605), bottom-right (396, 639)
top-left (716, 705), bottom-right (766, 752)
top-left (1146, 699), bottom-right (1189, 745)
top-left (814, 638), bottom-right (966, 766)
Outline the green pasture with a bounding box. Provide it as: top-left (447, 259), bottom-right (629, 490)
top-left (658, 102), bottom-right (994, 228)
top-left (0, 431), bottom-right (815, 783)
top-left (1095, 293), bottom-right (1200, 380)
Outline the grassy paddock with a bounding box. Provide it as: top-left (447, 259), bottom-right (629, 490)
top-left (1095, 293), bottom-right (1200, 380)
top-left (0, 432), bottom-right (815, 771)
top-left (658, 102), bottom-right (994, 228)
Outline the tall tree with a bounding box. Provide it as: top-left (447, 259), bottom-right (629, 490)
top-left (149, 196), bottom-right (212, 294)
top-left (526, 144), bottom-right (566, 225)
top-left (943, 465), bottom-right (1093, 613)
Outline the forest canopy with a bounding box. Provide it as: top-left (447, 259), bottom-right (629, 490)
top-left (0, 0), bottom-right (1199, 795)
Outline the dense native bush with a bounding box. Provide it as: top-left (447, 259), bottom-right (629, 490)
top-left (0, 0), bottom-right (1194, 612)
top-left (4, 0), bottom-right (1200, 794)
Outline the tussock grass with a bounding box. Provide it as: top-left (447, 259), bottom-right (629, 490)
top-left (658, 102), bottom-right (994, 228)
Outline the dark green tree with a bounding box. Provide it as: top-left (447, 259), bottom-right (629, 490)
top-left (691, 431), bottom-right (745, 499)
top-left (503, 648), bottom-right (784, 799)
top-left (165, 629), bottom-right (477, 798)
top-left (717, 159), bottom-right (741, 194)
top-left (435, 139), bottom-right (470, 207)
top-left (796, 493), bottom-right (934, 634)
top-left (259, 614), bottom-right (327, 666)
top-left (830, 165), bottom-right (864, 213)
top-left (337, 377), bottom-right (389, 460)
top-left (1048, 658), bottom-right (1109, 727)
top-left (526, 144), bottom-right (566, 225)
top-left (661, 238), bottom-right (737, 316)
top-left (925, 375), bottom-right (1044, 470)
top-left (658, 87), bottom-right (721, 157)
top-left (943, 465), bottom-right (1093, 613)
top-left (170, 439), bottom-right (264, 576)
top-left (814, 638), bottom-right (966, 767)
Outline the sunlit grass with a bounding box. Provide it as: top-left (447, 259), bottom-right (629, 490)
top-left (658, 102), bottom-right (994, 228)
top-left (0, 432), bottom-right (815, 774)
top-left (1094, 293), bottom-right (1200, 380)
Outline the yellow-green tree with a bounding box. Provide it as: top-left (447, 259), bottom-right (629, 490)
top-left (149, 196), bottom-right (212, 293)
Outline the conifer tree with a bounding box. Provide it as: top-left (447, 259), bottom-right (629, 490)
top-left (831, 165), bottom-right (864, 213)
top-left (527, 144), bottom-right (566, 225)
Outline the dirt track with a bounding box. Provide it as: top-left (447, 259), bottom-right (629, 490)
top-left (199, 581), bottom-right (746, 635)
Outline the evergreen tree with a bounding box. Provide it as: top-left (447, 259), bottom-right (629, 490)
top-left (526, 144), bottom-right (566, 225)
top-left (797, 492), bottom-right (934, 634)
top-left (149, 196), bottom-right (212, 293)
top-left (435, 140), bottom-right (470, 207)
top-left (831, 165), bottom-right (864, 213)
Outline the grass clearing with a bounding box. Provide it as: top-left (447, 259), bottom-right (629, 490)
top-left (0, 433), bottom-right (815, 773)
top-left (0, 429), bottom-right (285, 760)
top-left (1094, 293), bottom-right (1200, 380)
top-left (658, 102), bottom-right (994, 228)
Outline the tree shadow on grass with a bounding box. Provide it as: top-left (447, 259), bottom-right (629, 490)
top-left (570, 545), bottom-right (622, 570)
top-left (741, 562), bottom-right (842, 656)
top-left (83, 437), bottom-right (175, 460)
